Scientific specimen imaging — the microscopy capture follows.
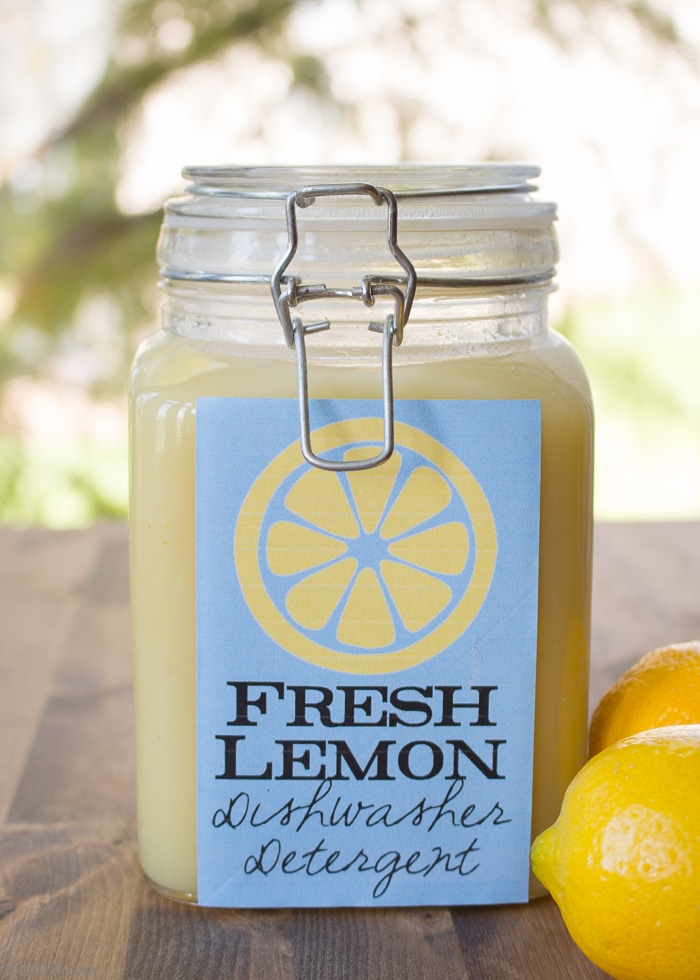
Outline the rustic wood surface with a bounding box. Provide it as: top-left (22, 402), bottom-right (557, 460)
top-left (1, 521), bottom-right (699, 979)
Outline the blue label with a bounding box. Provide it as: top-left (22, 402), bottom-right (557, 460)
top-left (195, 398), bottom-right (541, 907)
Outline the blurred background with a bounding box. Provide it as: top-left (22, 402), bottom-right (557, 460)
top-left (1, 0), bottom-right (699, 527)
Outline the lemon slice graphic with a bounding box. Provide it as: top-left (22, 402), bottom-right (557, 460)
top-left (235, 419), bottom-right (497, 674)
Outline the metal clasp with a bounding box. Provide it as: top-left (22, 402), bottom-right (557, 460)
top-left (270, 183), bottom-right (417, 472)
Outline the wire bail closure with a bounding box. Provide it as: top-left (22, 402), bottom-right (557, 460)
top-left (270, 183), bottom-right (417, 472)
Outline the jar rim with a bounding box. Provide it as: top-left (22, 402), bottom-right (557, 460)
top-left (181, 163), bottom-right (542, 199)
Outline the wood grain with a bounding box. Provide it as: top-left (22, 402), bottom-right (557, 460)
top-left (1, 522), bottom-right (699, 979)
top-left (589, 521), bottom-right (700, 709)
top-left (0, 527), bottom-right (99, 822)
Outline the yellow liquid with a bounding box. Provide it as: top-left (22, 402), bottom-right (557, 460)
top-left (129, 327), bottom-right (593, 902)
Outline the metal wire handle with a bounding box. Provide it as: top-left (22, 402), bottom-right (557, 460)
top-left (270, 182), bottom-right (418, 472)
top-left (294, 311), bottom-right (397, 472)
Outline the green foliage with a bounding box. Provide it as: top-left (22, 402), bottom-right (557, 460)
top-left (555, 285), bottom-right (700, 519)
top-left (558, 284), bottom-right (700, 422)
top-left (1, 0), bottom-right (689, 391)
top-left (0, 0), bottom-right (319, 392)
top-left (1, 0), bottom-right (327, 527)
top-left (0, 0), bottom-right (695, 525)
top-left (532, 0), bottom-right (693, 61)
top-left (0, 435), bottom-right (128, 528)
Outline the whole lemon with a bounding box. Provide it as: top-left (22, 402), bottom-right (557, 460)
top-left (589, 641), bottom-right (700, 757)
top-left (531, 725), bottom-right (700, 980)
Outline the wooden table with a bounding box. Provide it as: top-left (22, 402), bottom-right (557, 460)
top-left (1, 522), bottom-right (699, 979)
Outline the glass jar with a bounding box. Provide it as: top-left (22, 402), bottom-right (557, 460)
top-left (129, 165), bottom-right (593, 908)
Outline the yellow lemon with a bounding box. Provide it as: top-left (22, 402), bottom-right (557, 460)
top-left (589, 641), bottom-right (700, 757)
top-left (531, 725), bottom-right (700, 980)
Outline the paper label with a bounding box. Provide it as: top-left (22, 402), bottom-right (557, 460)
top-left (195, 398), bottom-right (541, 907)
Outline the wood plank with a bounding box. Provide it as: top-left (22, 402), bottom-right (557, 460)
top-left (590, 521), bottom-right (700, 709)
top-left (0, 821), bottom-right (139, 978)
top-left (288, 908), bottom-right (468, 980)
top-left (0, 525), bottom-right (135, 979)
top-left (5, 524), bottom-right (134, 825)
top-left (122, 901), bottom-right (471, 980)
top-left (0, 527), bottom-right (101, 822)
top-left (451, 900), bottom-right (609, 979)
top-left (123, 899), bottom-right (297, 980)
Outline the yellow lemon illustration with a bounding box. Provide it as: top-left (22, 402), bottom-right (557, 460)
top-left (234, 419), bottom-right (497, 673)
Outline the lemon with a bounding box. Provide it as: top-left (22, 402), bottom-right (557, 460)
top-left (531, 725), bottom-right (700, 980)
top-left (589, 641), bottom-right (700, 757)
